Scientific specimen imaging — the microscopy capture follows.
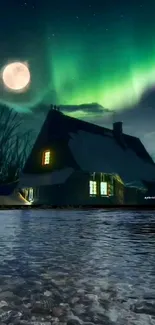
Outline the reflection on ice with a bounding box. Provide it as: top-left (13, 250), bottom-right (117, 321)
top-left (0, 209), bottom-right (154, 325)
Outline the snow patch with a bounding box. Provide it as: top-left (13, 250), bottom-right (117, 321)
top-left (0, 192), bottom-right (30, 205)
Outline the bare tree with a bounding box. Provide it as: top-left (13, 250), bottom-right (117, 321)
top-left (0, 105), bottom-right (34, 184)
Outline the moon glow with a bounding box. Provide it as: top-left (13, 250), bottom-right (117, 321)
top-left (2, 61), bottom-right (30, 92)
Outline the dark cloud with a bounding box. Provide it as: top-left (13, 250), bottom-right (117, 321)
top-left (32, 102), bottom-right (111, 115)
top-left (61, 103), bottom-right (111, 114)
top-left (140, 86), bottom-right (155, 109)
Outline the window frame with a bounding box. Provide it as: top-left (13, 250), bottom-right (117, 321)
top-left (42, 150), bottom-right (51, 165)
top-left (89, 180), bottom-right (97, 196)
top-left (28, 188), bottom-right (34, 202)
top-left (100, 181), bottom-right (108, 196)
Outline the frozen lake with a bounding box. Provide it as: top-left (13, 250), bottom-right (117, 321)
top-left (0, 209), bottom-right (155, 325)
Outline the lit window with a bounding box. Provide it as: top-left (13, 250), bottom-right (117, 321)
top-left (29, 188), bottom-right (34, 202)
top-left (89, 180), bottom-right (97, 196)
top-left (100, 182), bottom-right (107, 196)
top-left (42, 150), bottom-right (51, 165)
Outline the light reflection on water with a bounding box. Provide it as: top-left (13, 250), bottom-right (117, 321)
top-left (0, 209), bottom-right (155, 324)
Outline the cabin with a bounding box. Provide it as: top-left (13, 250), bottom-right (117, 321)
top-left (18, 106), bottom-right (155, 205)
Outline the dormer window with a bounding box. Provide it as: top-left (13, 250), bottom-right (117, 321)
top-left (42, 150), bottom-right (51, 165)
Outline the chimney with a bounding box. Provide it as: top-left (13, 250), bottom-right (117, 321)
top-left (50, 104), bottom-right (55, 110)
top-left (113, 121), bottom-right (123, 137)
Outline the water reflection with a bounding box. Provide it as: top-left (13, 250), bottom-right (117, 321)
top-left (0, 209), bottom-right (154, 324)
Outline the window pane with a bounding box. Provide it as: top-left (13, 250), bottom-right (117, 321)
top-left (29, 188), bottom-right (34, 202)
top-left (100, 182), bottom-right (107, 195)
top-left (43, 150), bottom-right (50, 165)
top-left (89, 181), bottom-right (97, 195)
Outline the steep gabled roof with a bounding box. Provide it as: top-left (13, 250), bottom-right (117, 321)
top-left (23, 108), bottom-right (155, 183)
top-left (41, 109), bottom-right (154, 164)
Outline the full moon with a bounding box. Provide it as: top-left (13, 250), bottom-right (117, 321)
top-left (2, 61), bottom-right (31, 92)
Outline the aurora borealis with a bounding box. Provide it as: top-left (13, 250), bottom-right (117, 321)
top-left (0, 0), bottom-right (154, 112)
top-left (0, 0), bottom-right (155, 158)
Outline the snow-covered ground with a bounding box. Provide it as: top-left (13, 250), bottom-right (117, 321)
top-left (0, 192), bottom-right (30, 205)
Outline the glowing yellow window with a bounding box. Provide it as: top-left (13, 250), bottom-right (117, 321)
top-left (100, 182), bottom-right (108, 196)
top-left (89, 180), bottom-right (97, 196)
top-left (42, 150), bottom-right (51, 165)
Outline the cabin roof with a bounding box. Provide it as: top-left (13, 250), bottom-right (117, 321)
top-left (38, 109), bottom-right (154, 164)
top-left (23, 108), bottom-right (155, 184)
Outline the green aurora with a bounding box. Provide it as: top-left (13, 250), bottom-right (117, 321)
top-left (42, 30), bottom-right (155, 118)
top-left (46, 31), bottom-right (155, 114)
top-left (1, 1), bottom-right (155, 116)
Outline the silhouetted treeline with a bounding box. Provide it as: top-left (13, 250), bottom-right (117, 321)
top-left (0, 105), bottom-right (33, 184)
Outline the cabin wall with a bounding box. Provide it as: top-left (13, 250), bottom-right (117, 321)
top-left (124, 187), bottom-right (146, 204)
top-left (145, 183), bottom-right (155, 196)
top-left (29, 171), bottom-right (125, 205)
top-left (24, 139), bottom-right (79, 174)
top-left (124, 187), bottom-right (137, 204)
top-left (113, 179), bottom-right (124, 204)
top-left (36, 172), bottom-right (89, 205)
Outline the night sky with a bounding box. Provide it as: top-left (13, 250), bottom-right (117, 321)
top-left (0, 0), bottom-right (155, 159)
